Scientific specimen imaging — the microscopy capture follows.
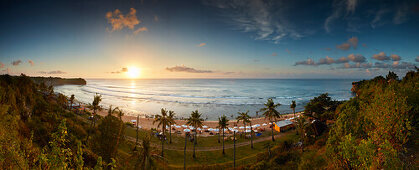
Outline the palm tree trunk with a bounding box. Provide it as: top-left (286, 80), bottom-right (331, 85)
top-left (218, 129), bottom-right (220, 143)
top-left (184, 134), bottom-right (187, 170)
top-left (293, 108), bottom-right (295, 119)
top-left (193, 133), bottom-right (196, 158)
top-left (243, 122), bottom-right (246, 138)
top-left (161, 127), bottom-right (165, 157)
top-left (136, 115), bottom-right (139, 146)
top-left (250, 122), bottom-right (253, 149)
top-left (271, 121), bottom-right (275, 141)
top-left (169, 124), bottom-right (172, 144)
top-left (233, 130), bottom-right (236, 168)
top-left (112, 115), bottom-right (124, 156)
top-left (222, 128), bottom-right (225, 155)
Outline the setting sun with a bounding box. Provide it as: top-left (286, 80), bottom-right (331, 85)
top-left (126, 66), bottom-right (141, 79)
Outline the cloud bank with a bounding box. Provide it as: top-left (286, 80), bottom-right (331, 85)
top-left (38, 70), bottom-right (66, 74)
top-left (106, 8), bottom-right (140, 31)
top-left (12, 60), bottom-right (22, 66)
top-left (166, 65), bottom-right (213, 73)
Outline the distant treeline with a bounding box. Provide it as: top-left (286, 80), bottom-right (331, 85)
top-left (30, 76), bottom-right (86, 86)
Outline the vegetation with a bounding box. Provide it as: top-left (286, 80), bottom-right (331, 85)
top-left (260, 98), bottom-right (281, 141)
top-left (186, 110), bottom-right (204, 158)
top-left (218, 115), bottom-right (229, 155)
top-left (0, 69), bottom-right (417, 169)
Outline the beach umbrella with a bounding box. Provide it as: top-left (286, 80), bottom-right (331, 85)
top-left (255, 124), bottom-right (261, 127)
top-left (214, 129), bottom-right (219, 132)
top-left (239, 126), bottom-right (244, 129)
top-left (208, 128), bottom-right (213, 131)
top-left (190, 127), bottom-right (195, 130)
top-left (268, 122), bottom-right (272, 125)
top-left (197, 128), bottom-right (201, 131)
top-left (262, 123), bottom-right (267, 126)
top-left (234, 127), bottom-right (238, 129)
top-left (203, 125), bottom-right (208, 128)
top-left (137, 125), bottom-right (142, 129)
top-left (245, 129), bottom-right (251, 133)
top-left (183, 129), bottom-right (191, 132)
top-left (246, 126), bottom-right (251, 129)
top-left (182, 125), bottom-right (187, 128)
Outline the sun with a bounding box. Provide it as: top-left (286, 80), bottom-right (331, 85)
top-left (126, 66), bottom-right (141, 79)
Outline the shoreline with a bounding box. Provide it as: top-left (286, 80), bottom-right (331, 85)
top-left (88, 105), bottom-right (302, 131)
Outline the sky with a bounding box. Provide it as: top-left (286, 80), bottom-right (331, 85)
top-left (0, 0), bottom-right (418, 79)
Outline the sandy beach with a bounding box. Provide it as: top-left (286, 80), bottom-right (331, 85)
top-left (87, 105), bottom-right (301, 135)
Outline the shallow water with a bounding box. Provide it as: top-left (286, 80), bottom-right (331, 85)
top-left (55, 79), bottom-right (357, 120)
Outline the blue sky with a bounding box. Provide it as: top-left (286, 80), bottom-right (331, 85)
top-left (0, 0), bottom-right (418, 79)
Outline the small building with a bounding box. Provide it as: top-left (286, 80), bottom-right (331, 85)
top-left (273, 120), bottom-right (294, 132)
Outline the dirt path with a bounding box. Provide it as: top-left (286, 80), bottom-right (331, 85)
top-left (126, 133), bottom-right (285, 152)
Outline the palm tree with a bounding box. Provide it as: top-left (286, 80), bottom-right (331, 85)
top-left (153, 108), bottom-right (170, 157)
top-left (264, 142), bottom-right (272, 158)
top-left (167, 110), bottom-right (176, 144)
top-left (186, 110), bottom-right (204, 158)
top-left (290, 100), bottom-right (296, 118)
top-left (260, 98), bottom-right (281, 141)
top-left (218, 115), bottom-right (229, 155)
top-left (295, 116), bottom-right (308, 152)
top-left (135, 134), bottom-right (163, 170)
top-left (87, 93), bottom-right (102, 141)
top-left (113, 107), bottom-right (124, 156)
top-left (236, 111), bottom-right (250, 139)
top-left (69, 94), bottom-right (75, 110)
top-left (233, 129), bottom-right (237, 168)
top-left (184, 133), bottom-right (188, 170)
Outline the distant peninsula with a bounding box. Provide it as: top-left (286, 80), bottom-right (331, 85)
top-left (30, 76), bottom-right (86, 86)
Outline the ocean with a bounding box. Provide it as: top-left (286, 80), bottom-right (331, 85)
top-left (54, 79), bottom-right (358, 120)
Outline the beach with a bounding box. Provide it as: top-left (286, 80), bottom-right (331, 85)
top-left (89, 106), bottom-right (301, 136)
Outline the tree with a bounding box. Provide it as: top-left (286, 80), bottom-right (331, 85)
top-left (134, 134), bottom-right (162, 170)
top-left (153, 108), bottom-right (170, 157)
top-left (69, 94), bottom-right (75, 110)
top-left (236, 111), bottom-right (250, 138)
top-left (290, 100), bottom-right (296, 118)
top-left (112, 108), bottom-right (125, 157)
top-left (218, 115), bottom-right (229, 155)
top-left (167, 110), bottom-right (176, 144)
top-left (260, 98), bottom-right (281, 141)
top-left (186, 110), bottom-right (204, 158)
top-left (87, 93), bottom-right (102, 141)
top-left (92, 114), bottom-right (123, 163)
top-left (386, 71), bottom-right (398, 81)
top-left (295, 116), bottom-right (308, 152)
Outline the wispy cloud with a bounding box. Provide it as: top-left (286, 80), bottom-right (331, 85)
top-left (393, 3), bottom-right (409, 24)
top-left (325, 0), bottom-right (358, 32)
top-left (133, 27), bottom-right (148, 35)
top-left (28, 60), bottom-right (34, 66)
top-left (166, 65), bottom-right (213, 73)
top-left (336, 37), bottom-right (358, 50)
top-left (0, 62), bottom-right (4, 68)
top-left (12, 60), bottom-right (22, 66)
top-left (106, 8), bottom-right (140, 32)
top-left (38, 70), bottom-right (66, 74)
top-left (110, 67), bottom-right (128, 74)
top-left (203, 0), bottom-right (302, 43)
top-left (294, 58), bottom-right (316, 66)
top-left (197, 43), bottom-right (206, 47)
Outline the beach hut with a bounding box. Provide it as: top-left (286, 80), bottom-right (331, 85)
top-left (273, 120), bottom-right (294, 132)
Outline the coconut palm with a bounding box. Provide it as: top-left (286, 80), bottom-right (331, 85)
top-left (290, 100), bottom-right (296, 118)
top-left (295, 116), bottom-right (308, 152)
top-left (218, 115), bottom-right (229, 155)
top-left (87, 93), bottom-right (102, 141)
top-left (259, 98), bottom-right (281, 141)
top-left (153, 108), bottom-right (170, 157)
top-left (167, 110), bottom-right (176, 144)
top-left (69, 94), bottom-right (75, 110)
top-left (186, 110), bottom-right (204, 158)
top-left (236, 111), bottom-right (250, 138)
top-left (135, 134), bottom-right (164, 170)
top-left (264, 142), bottom-right (272, 158)
top-left (113, 107), bottom-right (125, 156)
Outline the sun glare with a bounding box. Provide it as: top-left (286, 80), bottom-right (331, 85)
top-left (126, 66), bottom-right (141, 79)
